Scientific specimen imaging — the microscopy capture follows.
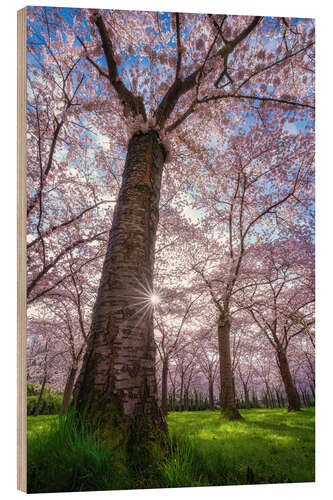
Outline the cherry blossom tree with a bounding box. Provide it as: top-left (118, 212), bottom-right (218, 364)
top-left (27, 6), bottom-right (315, 463)
top-left (197, 336), bottom-right (219, 409)
top-left (184, 115), bottom-right (313, 417)
top-left (154, 286), bottom-right (203, 414)
top-left (27, 314), bottom-right (68, 415)
top-left (239, 239), bottom-right (314, 411)
top-left (41, 266), bottom-right (94, 415)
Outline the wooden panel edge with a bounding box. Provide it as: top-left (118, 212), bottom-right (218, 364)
top-left (17, 6), bottom-right (27, 493)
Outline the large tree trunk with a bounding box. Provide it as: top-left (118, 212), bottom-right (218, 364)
top-left (277, 349), bottom-right (301, 412)
top-left (61, 363), bottom-right (78, 415)
top-left (217, 314), bottom-right (242, 419)
top-left (34, 375), bottom-right (47, 416)
top-left (161, 356), bottom-right (169, 416)
top-left (73, 130), bottom-right (168, 473)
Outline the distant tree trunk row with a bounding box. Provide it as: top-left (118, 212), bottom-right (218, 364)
top-left (164, 386), bottom-right (314, 413)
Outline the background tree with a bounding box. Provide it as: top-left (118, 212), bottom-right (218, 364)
top-left (154, 287), bottom-right (203, 414)
top-left (185, 115), bottom-right (313, 418)
top-left (197, 335), bottom-right (219, 410)
top-left (27, 314), bottom-right (67, 415)
top-left (241, 239), bottom-right (314, 411)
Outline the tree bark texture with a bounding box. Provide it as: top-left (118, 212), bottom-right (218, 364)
top-left (61, 364), bottom-right (77, 415)
top-left (208, 377), bottom-right (214, 410)
top-left (277, 349), bottom-right (301, 411)
top-left (34, 375), bottom-right (47, 417)
top-left (73, 130), bottom-right (168, 471)
top-left (161, 356), bottom-right (169, 416)
top-left (217, 314), bottom-right (242, 419)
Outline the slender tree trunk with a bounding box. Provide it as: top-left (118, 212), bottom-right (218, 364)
top-left (208, 377), bottom-right (214, 410)
top-left (179, 372), bottom-right (184, 410)
top-left (267, 391), bottom-right (272, 408)
top-left (264, 382), bottom-right (273, 408)
top-left (277, 349), bottom-right (301, 412)
top-left (275, 388), bottom-right (281, 408)
top-left (172, 386), bottom-right (176, 411)
top-left (34, 375), bottom-right (47, 416)
top-left (194, 389), bottom-right (198, 411)
top-left (243, 382), bottom-right (250, 409)
top-left (300, 388), bottom-right (306, 407)
top-left (161, 356), bottom-right (169, 416)
top-left (61, 363), bottom-right (78, 415)
top-left (184, 389), bottom-right (188, 411)
top-left (263, 393), bottom-right (268, 408)
top-left (278, 389), bottom-right (285, 408)
top-left (310, 383), bottom-right (315, 400)
top-left (217, 313), bottom-right (242, 419)
top-left (73, 130), bottom-right (168, 471)
top-left (167, 392), bottom-right (172, 412)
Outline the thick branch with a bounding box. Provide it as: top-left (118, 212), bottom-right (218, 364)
top-left (156, 16), bottom-right (261, 131)
top-left (175, 13), bottom-right (182, 80)
top-left (94, 14), bottom-right (147, 120)
top-left (213, 17), bottom-right (262, 88)
top-left (155, 70), bottom-right (199, 130)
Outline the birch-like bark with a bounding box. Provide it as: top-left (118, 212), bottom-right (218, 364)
top-left (74, 130), bottom-right (167, 439)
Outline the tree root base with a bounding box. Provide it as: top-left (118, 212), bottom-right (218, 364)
top-left (74, 395), bottom-right (169, 487)
top-left (220, 408), bottom-right (244, 420)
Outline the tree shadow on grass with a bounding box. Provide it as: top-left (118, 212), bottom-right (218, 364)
top-left (242, 419), bottom-right (313, 435)
top-left (166, 409), bottom-right (315, 486)
top-left (189, 429), bottom-right (314, 486)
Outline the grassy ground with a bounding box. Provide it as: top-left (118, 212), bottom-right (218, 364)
top-left (27, 414), bottom-right (58, 436)
top-left (27, 408), bottom-right (315, 492)
top-left (167, 408), bottom-right (315, 486)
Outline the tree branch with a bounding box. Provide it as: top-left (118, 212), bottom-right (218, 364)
top-left (94, 14), bottom-right (147, 120)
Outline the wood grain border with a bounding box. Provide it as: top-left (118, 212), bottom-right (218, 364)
top-left (17, 6), bottom-right (27, 493)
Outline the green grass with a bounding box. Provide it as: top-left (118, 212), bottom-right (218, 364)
top-left (27, 412), bottom-right (130, 493)
top-left (27, 414), bottom-right (58, 436)
top-left (27, 408), bottom-right (315, 492)
top-left (166, 408), bottom-right (315, 486)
